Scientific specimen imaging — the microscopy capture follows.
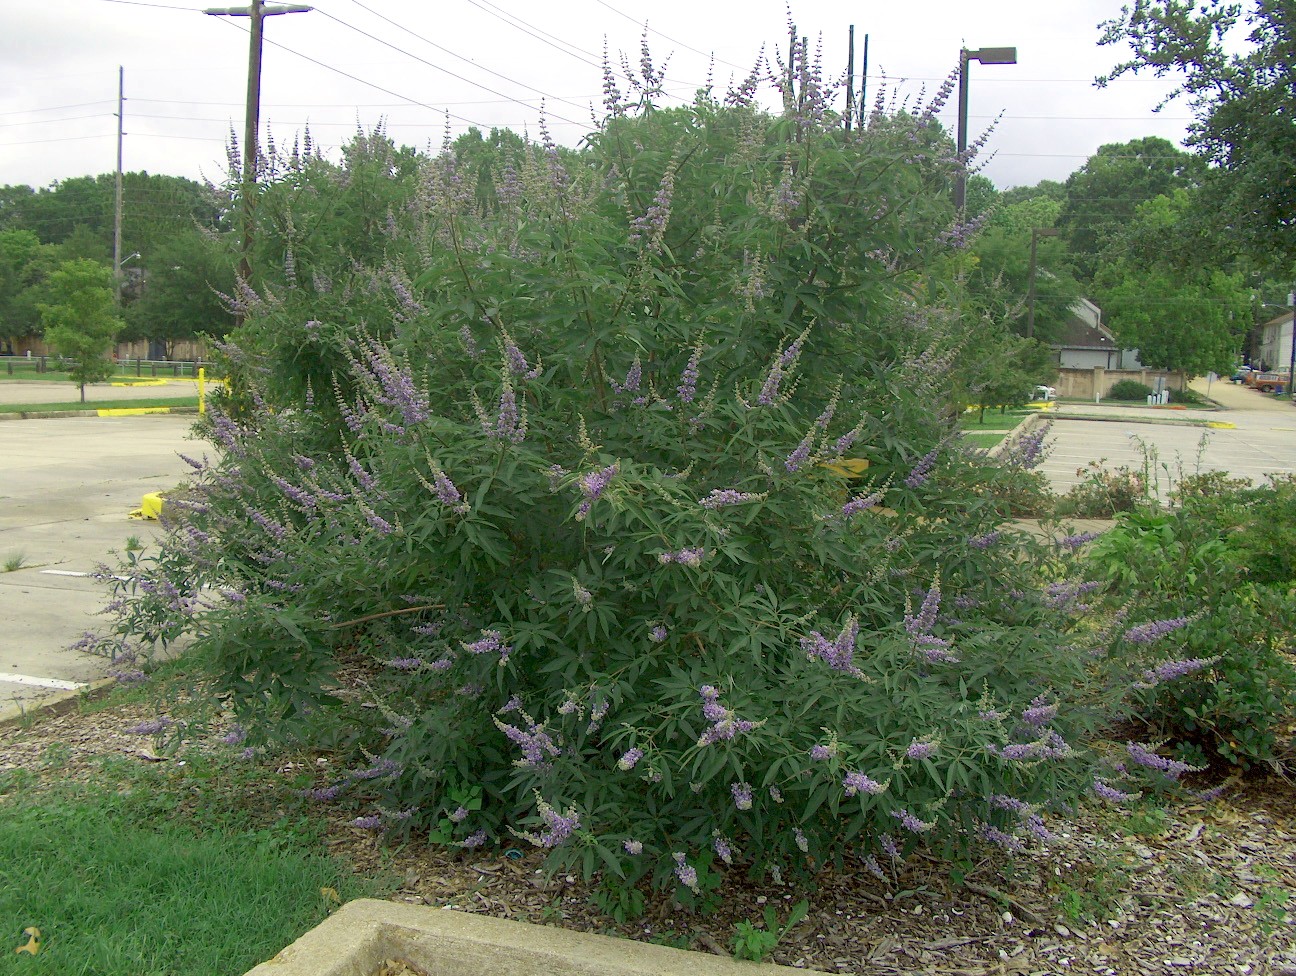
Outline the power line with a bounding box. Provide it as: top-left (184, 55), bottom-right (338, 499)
top-left (213, 16), bottom-right (490, 130)
top-left (0, 114), bottom-right (110, 129)
top-left (330, 0), bottom-right (590, 119)
top-left (98, 0), bottom-right (205, 9)
top-left (312, 8), bottom-right (585, 126)
top-left (0, 101), bottom-right (115, 118)
top-left (588, 0), bottom-right (749, 73)
top-left (457, 0), bottom-right (603, 71)
top-left (0, 134), bottom-right (113, 147)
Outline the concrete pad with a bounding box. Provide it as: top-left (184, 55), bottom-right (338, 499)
top-left (0, 415), bottom-right (207, 706)
top-left (245, 900), bottom-right (813, 976)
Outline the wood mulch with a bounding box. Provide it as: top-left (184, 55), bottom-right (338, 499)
top-left (2, 693), bottom-right (1293, 975)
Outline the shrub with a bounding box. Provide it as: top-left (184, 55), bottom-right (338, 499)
top-left (1055, 461), bottom-right (1148, 517)
top-left (1106, 380), bottom-right (1155, 401)
top-left (1168, 386), bottom-right (1204, 406)
top-left (1085, 498), bottom-right (1296, 770)
top-left (106, 36), bottom-right (1164, 895)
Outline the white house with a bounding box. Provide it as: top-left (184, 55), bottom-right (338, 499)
top-left (1257, 310), bottom-right (1294, 373)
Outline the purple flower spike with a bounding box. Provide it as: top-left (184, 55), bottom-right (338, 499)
top-left (843, 770), bottom-right (887, 797)
top-left (904, 449), bottom-right (939, 489)
top-left (672, 852), bottom-right (700, 893)
top-left (1123, 617), bottom-right (1191, 644)
top-left (731, 782), bottom-right (753, 811)
top-left (801, 615), bottom-right (863, 677)
top-left (576, 463), bottom-right (618, 521)
top-left (677, 347), bottom-right (701, 404)
top-left (891, 808), bottom-right (935, 833)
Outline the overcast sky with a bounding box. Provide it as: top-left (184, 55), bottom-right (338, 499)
top-left (1, 0), bottom-right (1194, 193)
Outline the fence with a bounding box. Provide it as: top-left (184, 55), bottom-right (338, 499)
top-left (1054, 366), bottom-right (1188, 401)
top-left (2, 355), bottom-right (209, 379)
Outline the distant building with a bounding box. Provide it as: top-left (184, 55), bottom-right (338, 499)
top-left (1050, 299), bottom-right (1142, 370)
top-left (1256, 310), bottom-right (1294, 373)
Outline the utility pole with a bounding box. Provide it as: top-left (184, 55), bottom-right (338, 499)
top-left (1026, 227), bottom-right (1059, 339)
top-left (205, 0), bottom-right (311, 284)
top-left (1288, 290), bottom-right (1295, 398)
top-left (114, 66), bottom-right (124, 304)
top-left (845, 26), bottom-right (855, 133)
top-left (858, 34), bottom-right (868, 124)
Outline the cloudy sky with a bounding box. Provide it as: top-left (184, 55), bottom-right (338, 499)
top-left (1, 0), bottom-right (1194, 193)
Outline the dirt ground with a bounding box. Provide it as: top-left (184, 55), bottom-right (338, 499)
top-left (2, 694), bottom-right (1292, 976)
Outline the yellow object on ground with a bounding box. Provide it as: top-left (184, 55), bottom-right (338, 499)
top-left (97, 407), bottom-right (174, 417)
top-left (132, 491), bottom-right (166, 520)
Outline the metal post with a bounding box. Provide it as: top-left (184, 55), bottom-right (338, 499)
top-left (114, 66), bottom-right (124, 304)
top-left (1287, 290), bottom-right (1295, 397)
top-left (955, 49), bottom-right (970, 211)
top-left (954, 47), bottom-right (1016, 212)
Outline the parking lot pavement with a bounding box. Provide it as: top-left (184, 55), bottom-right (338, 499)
top-left (0, 378), bottom-right (202, 406)
top-left (1035, 387), bottom-right (1296, 494)
top-left (0, 415), bottom-right (206, 709)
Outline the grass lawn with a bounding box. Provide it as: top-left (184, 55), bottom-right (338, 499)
top-left (958, 408), bottom-right (1033, 430)
top-left (0, 669), bottom-right (386, 976)
top-left (0, 397), bottom-right (199, 414)
top-left (962, 431), bottom-right (1008, 451)
top-left (0, 370), bottom-right (78, 383)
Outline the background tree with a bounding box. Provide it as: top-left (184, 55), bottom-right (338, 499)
top-left (0, 229), bottom-right (56, 342)
top-left (963, 197), bottom-right (1082, 343)
top-left (38, 259), bottom-right (124, 401)
top-left (122, 229), bottom-right (235, 355)
top-left (1057, 137), bottom-right (1202, 280)
top-left (1099, 0), bottom-right (1296, 269)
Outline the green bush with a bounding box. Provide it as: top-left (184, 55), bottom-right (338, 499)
top-left (1106, 380), bottom-right (1155, 401)
top-left (1086, 497), bottom-right (1296, 770)
top-left (105, 39), bottom-right (1171, 896)
top-left (1168, 386), bottom-right (1205, 406)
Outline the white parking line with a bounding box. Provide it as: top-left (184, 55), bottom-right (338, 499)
top-left (40, 570), bottom-right (91, 577)
top-left (0, 673), bottom-right (86, 690)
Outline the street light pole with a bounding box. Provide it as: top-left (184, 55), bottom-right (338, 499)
top-left (1026, 227), bottom-right (1059, 339)
top-left (955, 46), bottom-right (1016, 211)
top-left (204, 0), bottom-right (311, 285)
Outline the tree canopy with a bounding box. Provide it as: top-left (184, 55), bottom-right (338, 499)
top-left (1099, 0), bottom-right (1296, 269)
top-left (38, 259), bottom-right (124, 400)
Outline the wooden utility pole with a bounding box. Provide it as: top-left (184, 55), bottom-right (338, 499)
top-left (114, 66), bottom-right (124, 303)
top-left (204, 0), bottom-right (311, 283)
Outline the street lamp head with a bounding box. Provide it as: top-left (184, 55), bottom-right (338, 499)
top-left (966, 46), bottom-right (1017, 65)
top-left (117, 252), bottom-right (141, 269)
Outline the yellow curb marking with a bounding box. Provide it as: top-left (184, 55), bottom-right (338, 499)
top-left (97, 407), bottom-right (173, 416)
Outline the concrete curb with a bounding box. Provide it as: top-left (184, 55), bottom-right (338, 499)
top-left (0, 406), bottom-right (199, 422)
top-left (984, 410), bottom-right (1045, 460)
top-left (245, 899), bottom-right (813, 976)
top-left (1048, 408), bottom-right (1217, 428)
top-left (0, 677), bottom-right (118, 730)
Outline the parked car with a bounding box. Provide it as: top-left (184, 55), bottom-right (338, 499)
top-left (1032, 385), bottom-right (1057, 401)
top-left (1244, 370), bottom-right (1289, 393)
